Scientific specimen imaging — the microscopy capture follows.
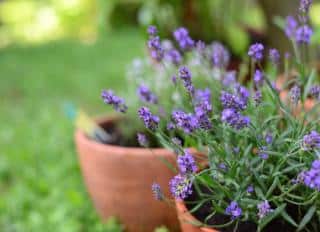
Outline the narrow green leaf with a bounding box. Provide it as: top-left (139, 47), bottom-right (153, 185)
top-left (303, 69), bottom-right (316, 100)
top-left (297, 205), bottom-right (316, 231)
top-left (266, 177), bottom-right (279, 198)
top-left (281, 211), bottom-right (298, 227)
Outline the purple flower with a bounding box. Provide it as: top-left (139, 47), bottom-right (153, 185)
top-left (194, 88), bottom-right (212, 129)
top-left (173, 27), bottom-right (194, 50)
top-left (177, 149), bottom-right (197, 174)
top-left (219, 163), bottom-right (228, 171)
top-left (167, 122), bottom-right (175, 131)
top-left (101, 90), bottom-right (128, 113)
top-left (221, 108), bottom-right (250, 130)
top-left (195, 88), bottom-right (211, 105)
top-left (253, 90), bottom-right (262, 106)
top-left (138, 107), bottom-right (160, 130)
top-left (171, 75), bottom-right (177, 85)
top-left (137, 133), bottom-right (148, 147)
top-left (259, 146), bottom-right (269, 160)
top-left (137, 84), bottom-right (158, 104)
top-left (310, 85), bottom-right (320, 100)
top-left (179, 66), bottom-right (192, 81)
top-left (172, 110), bottom-right (199, 134)
top-left (248, 43), bottom-right (264, 61)
top-left (265, 133), bottom-right (273, 145)
top-left (300, 160), bottom-right (320, 191)
top-left (222, 71), bottom-right (237, 87)
top-left (257, 201), bottom-right (273, 219)
top-left (211, 42), bottom-right (230, 68)
top-left (299, 0), bottom-right (313, 14)
top-left (233, 147), bottom-right (240, 154)
top-left (235, 84), bottom-right (250, 104)
top-left (172, 137), bottom-right (182, 146)
top-left (220, 86), bottom-right (249, 111)
top-left (169, 174), bottom-right (193, 199)
top-left (165, 49), bottom-right (182, 65)
top-left (152, 183), bottom-right (164, 201)
top-left (254, 70), bottom-right (264, 87)
top-left (178, 66), bottom-right (194, 95)
top-left (194, 106), bottom-right (212, 130)
top-left (148, 36), bottom-right (164, 61)
top-left (285, 16), bottom-right (298, 39)
top-left (302, 131), bottom-right (320, 151)
top-left (147, 25), bottom-right (158, 36)
top-left (296, 25), bottom-right (313, 44)
top-left (269, 49), bottom-right (280, 65)
top-left (225, 201), bottom-right (242, 219)
top-left (247, 185), bottom-right (254, 193)
top-left (196, 40), bottom-right (206, 52)
top-left (290, 85), bottom-right (301, 104)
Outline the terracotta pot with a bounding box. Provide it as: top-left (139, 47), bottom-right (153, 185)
top-left (74, 116), bottom-right (180, 232)
top-left (175, 200), bottom-right (218, 232)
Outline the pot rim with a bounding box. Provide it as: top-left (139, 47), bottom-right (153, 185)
top-left (175, 199), bottom-right (219, 232)
top-left (74, 115), bottom-right (175, 157)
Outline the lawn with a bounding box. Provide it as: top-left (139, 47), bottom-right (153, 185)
top-left (0, 28), bottom-right (144, 232)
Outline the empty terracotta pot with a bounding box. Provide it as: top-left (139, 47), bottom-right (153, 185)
top-left (74, 116), bottom-right (180, 232)
top-left (175, 200), bottom-right (218, 232)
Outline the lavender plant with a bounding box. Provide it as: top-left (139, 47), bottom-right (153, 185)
top-left (102, 25), bottom-right (235, 143)
top-left (102, 1), bottom-right (320, 230)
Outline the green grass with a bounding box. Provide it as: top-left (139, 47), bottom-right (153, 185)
top-left (0, 28), bottom-right (144, 232)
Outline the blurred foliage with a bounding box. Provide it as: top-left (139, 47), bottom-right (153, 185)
top-left (138, 0), bottom-right (266, 56)
top-left (310, 2), bottom-right (320, 46)
top-left (0, 0), bottom-right (265, 56)
top-left (0, 0), bottom-right (98, 46)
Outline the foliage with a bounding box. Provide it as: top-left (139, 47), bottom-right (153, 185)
top-left (138, 0), bottom-right (266, 56)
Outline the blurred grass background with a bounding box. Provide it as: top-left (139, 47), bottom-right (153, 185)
top-left (0, 29), bottom-right (143, 231)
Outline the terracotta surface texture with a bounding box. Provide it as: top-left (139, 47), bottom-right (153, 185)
top-left (74, 117), bottom-right (180, 232)
top-left (175, 200), bottom-right (218, 232)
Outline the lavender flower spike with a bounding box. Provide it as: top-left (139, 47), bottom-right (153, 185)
top-left (137, 133), bottom-right (148, 147)
top-left (225, 201), bottom-right (242, 219)
top-left (290, 85), bottom-right (301, 104)
top-left (269, 49), bottom-right (280, 65)
top-left (302, 131), bottom-right (320, 151)
top-left (177, 149), bottom-right (197, 174)
top-left (152, 183), bottom-right (164, 201)
top-left (147, 25), bottom-right (158, 36)
top-left (211, 42), bottom-right (230, 68)
top-left (296, 25), bottom-right (313, 44)
top-left (248, 43), bottom-right (264, 61)
top-left (257, 201), bottom-right (273, 219)
top-left (310, 85), bottom-right (320, 100)
top-left (169, 174), bottom-right (193, 199)
top-left (101, 90), bottom-right (128, 113)
top-left (300, 160), bottom-right (320, 191)
top-left (299, 0), bottom-right (313, 14)
top-left (138, 107), bottom-right (160, 130)
top-left (173, 27), bottom-right (194, 50)
top-left (137, 84), bottom-right (158, 104)
top-left (254, 70), bottom-right (264, 88)
top-left (285, 16), bottom-right (298, 39)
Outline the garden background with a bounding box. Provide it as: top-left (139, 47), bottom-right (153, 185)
top-left (0, 0), bottom-right (319, 231)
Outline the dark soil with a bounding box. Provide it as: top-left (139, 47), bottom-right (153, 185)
top-left (185, 185), bottom-right (297, 232)
top-left (92, 119), bottom-right (160, 148)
